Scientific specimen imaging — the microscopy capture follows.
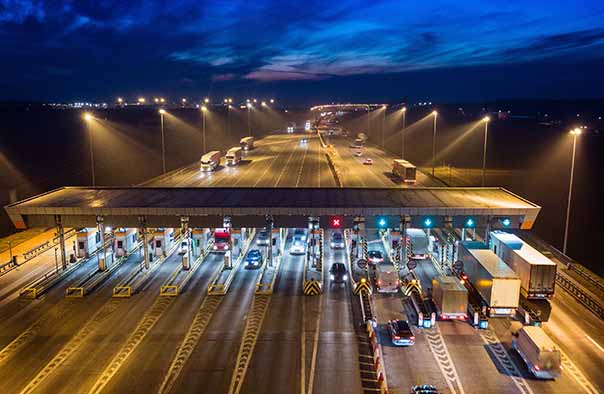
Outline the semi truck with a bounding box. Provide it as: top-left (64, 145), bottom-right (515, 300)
top-left (512, 326), bottom-right (561, 379)
top-left (392, 159), bottom-right (417, 184)
top-left (489, 231), bottom-right (556, 299)
top-left (200, 151), bottom-right (221, 171)
top-left (406, 228), bottom-right (429, 259)
top-left (431, 275), bottom-right (468, 320)
top-left (226, 147), bottom-right (243, 166)
top-left (240, 136), bottom-right (254, 151)
top-left (460, 241), bottom-right (521, 317)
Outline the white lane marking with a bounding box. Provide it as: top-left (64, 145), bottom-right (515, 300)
top-left (295, 142), bottom-right (309, 187)
top-left (300, 329), bottom-right (306, 394)
top-left (479, 329), bottom-right (534, 394)
top-left (273, 141), bottom-right (299, 186)
top-left (424, 325), bottom-right (466, 394)
top-left (559, 349), bottom-right (601, 394)
top-left (585, 335), bottom-right (604, 354)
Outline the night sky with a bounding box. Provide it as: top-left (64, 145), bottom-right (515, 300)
top-left (1, 0), bottom-right (604, 104)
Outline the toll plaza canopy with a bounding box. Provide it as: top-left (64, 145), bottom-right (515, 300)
top-left (5, 186), bottom-right (540, 230)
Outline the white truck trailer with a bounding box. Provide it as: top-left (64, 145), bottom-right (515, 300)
top-left (512, 326), bottom-right (561, 379)
top-left (490, 231), bottom-right (556, 299)
top-left (200, 151), bottom-right (221, 171)
top-left (406, 228), bottom-right (429, 259)
top-left (392, 159), bottom-right (417, 184)
top-left (432, 275), bottom-right (468, 320)
top-left (460, 241), bottom-right (521, 317)
top-left (225, 147), bottom-right (243, 166)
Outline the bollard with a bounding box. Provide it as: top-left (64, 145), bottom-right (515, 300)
top-left (418, 312), bottom-right (424, 327)
top-left (473, 311), bottom-right (479, 327)
top-left (431, 312), bottom-right (436, 327)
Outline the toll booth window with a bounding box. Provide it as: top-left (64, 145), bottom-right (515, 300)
top-left (117, 241), bottom-right (123, 249)
top-left (131, 234), bottom-right (137, 243)
top-left (96, 233), bottom-right (101, 243)
top-left (78, 241), bottom-right (85, 249)
top-left (155, 240), bottom-right (162, 248)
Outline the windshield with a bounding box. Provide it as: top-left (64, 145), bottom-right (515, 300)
top-left (331, 263), bottom-right (346, 272)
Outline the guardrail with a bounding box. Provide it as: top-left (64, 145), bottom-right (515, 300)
top-left (0, 257), bottom-right (19, 276)
top-left (207, 230), bottom-right (256, 295)
top-left (556, 272), bottom-right (604, 320)
top-left (21, 228), bottom-right (76, 263)
top-left (366, 320), bottom-right (389, 394)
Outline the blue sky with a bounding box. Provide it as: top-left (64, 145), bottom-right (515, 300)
top-left (1, 0), bottom-right (603, 102)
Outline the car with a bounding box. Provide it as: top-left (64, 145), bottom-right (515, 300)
top-left (290, 239), bottom-right (306, 255)
top-left (354, 150), bottom-right (362, 157)
top-left (368, 250), bottom-right (384, 265)
top-left (293, 228), bottom-right (307, 242)
top-left (330, 232), bottom-right (345, 249)
top-left (178, 239), bottom-right (189, 255)
top-left (410, 385), bottom-right (439, 394)
top-left (245, 249), bottom-right (263, 268)
top-left (257, 229), bottom-right (270, 246)
top-left (300, 138), bottom-right (307, 144)
top-left (387, 320), bottom-right (415, 346)
top-left (329, 262), bottom-right (348, 286)
top-left (363, 158), bottom-right (373, 165)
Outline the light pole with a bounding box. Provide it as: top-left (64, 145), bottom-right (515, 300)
top-left (224, 98), bottom-right (233, 135)
top-left (481, 116), bottom-right (490, 186)
top-left (381, 105), bottom-right (387, 148)
top-left (563, 128), bottom-right (581, 255)
top-left (401, 107), bottom-right (407, 160)
top-left (159, 109), bottom-right (166, 174)
top-left (431, 110), bottom-right (438, 176)
top-left (83, 112), bottom-right (95, 186)
top-left (201, 105), bottom-right (208, 152)
top-left (366, 105), bottom-right (371, 136)
top-left (247, 102), bottom-right (252, 137)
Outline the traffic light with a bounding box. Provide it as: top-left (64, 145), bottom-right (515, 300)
top-left (376, 216), bottom-right (388, 229)
top-left (422, 216), bottom-right (433, 228)
top-left (464, 217), bottom-right (476, 228)
top-left (330, 216), bottom-right (342, 229)
top-left (501, 218), bottom-right (511, 227)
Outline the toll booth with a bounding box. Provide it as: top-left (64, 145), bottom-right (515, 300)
top-left (191, 228), bottom-right (210, 257)
top-left (230, 228), bottom-right (243, 258)
top-left (76, 228), bottom-right (101, 258)
top-left (153, 228), bottom-right (174, 257)
top-left (114, 228), bottom-right (138, 257)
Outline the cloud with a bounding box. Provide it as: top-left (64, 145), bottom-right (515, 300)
top-left (211, 73), bottom-right (236, 81)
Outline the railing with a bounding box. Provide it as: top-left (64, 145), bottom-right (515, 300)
top-left (556, 272), bottom-right (604, 320)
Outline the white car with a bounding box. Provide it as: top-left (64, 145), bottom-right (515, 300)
top-left (363, 158), bottom-right (373, 165)
top-left (354, 150), bottom-right (362, 157)
top-left (290, 240), bottom-right (306, 255)
top-left (178, 240), bottom-right (189, 255)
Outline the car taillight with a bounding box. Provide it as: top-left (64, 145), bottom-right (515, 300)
top-left (393, 336), bottom-right (400, 340)
top-left (377, 280), bottom-right (382, 286)
top-left (534, 365), bottom-right (540, 371)
top-left (410, 336), bottom-right (415, 340)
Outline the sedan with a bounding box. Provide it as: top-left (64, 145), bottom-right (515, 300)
top-left (354, 150), bottom-right (362, 157)
top-left (329, 262), bottom-right (348, 286)
top-left (245, 249), bottom-right (263, 269)
top-left (387, 320), bottom-right (415, 346)
top-left (290, 240), bottom-right (306, 255)
top-left (256, 229), bottom-right (270, 246)
top-left (363, 158), bottom-right (373, 165)
top-left (368, 250), bottom-right (384, 265)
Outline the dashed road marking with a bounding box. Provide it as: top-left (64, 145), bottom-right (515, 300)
top-left (559, 349), bottom-right (601, 394)
top-left (227, 294), bottom-right (271, 394)
top-left (295, 142), bottom-right (309, 187)
top-left (158, 296), bottom-right (223, 394)
top-left (424, 326), bottom-right (466, 394)
top-left (19, 300), bottom-right (122, 394)
top-left (479, 329), bottom-right (534, 394)
top-left (87, 297), bottom-right (175, 394)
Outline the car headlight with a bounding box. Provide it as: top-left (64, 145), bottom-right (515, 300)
top-left (330, 274), bottom-right (335, 280)
top-left (213, 245), bottom-right (218, 250)
top-left (343, 275), bottom-right (348, 281)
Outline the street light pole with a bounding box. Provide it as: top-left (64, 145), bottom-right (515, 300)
top-left (563, 128), bottom-right (581, 255)
top-left (83, 113), bottom-right (95, 186)
top-left (366, 105), bottom-right (370, 136)
top-left (431, 111), bottom-right (438, 176)
top-left (201, 106), bottom-right (207, 152)
top-left (247, 103), bottom-right (252, 137)
top-left (482, 116), bottom-right (490, 186)
top-left (159, 109), bottom-right (166, 174)
top-left (381, 106), bottom-right (386, 148)
top-left (401, 107), bottom-right (407, 160)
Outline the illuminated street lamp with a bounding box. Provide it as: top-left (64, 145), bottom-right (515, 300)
top-left (204, 97), bottom-right (209, 104)
top-left (160, 97), bottom-right (165, 103)
top-left (181, 98), bottom-right (187, 104)
top-left (270, 99), bottom-right (275, 104)
top-left (401, 107), bottom-right (407, 160)
top-left (381, 105), bottom-right (387, 148)
top-left (431, 110), bottom-right (438, 176)
top-left (159, 109), bottom-right (167, 174)
top-left (261, 101), bottom-right (267, 107)
top-left (138, 97), bottom-right (146, 104)
top-left (154, 98), bottom-right (159, 103)
top-left (117, 97), bottom-right (123, 104)
top-left (82, 112), bottom-right (95, 186)
top-left (481, 116), bottom-right (491, 186)
top-left (201, 105), bottom-right (208, 153)
top-left (563, 128), bottom-right (582, 255)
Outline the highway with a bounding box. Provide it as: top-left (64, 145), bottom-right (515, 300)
top-left (0, 129), bottom-right (603, 394)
